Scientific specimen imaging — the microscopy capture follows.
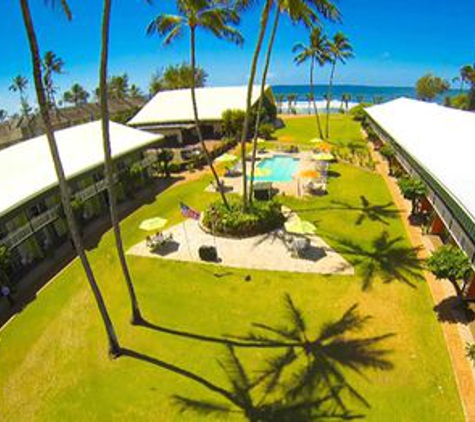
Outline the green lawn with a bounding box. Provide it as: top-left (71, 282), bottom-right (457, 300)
top-left (0, 115), bottom-right (463, 421)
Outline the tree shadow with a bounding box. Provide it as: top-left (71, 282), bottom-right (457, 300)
top-left (226, 294), bottom-right (394, 412)
top-left (332, 231), bottom-right (424, 290)
top-left (433, 296), bottom-right (475, 324)
top-left (330, 196), bottom-right (400, 226)
top-left (122, 346), bottom-right (362, 421)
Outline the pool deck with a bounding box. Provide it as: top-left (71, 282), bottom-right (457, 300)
top-left (206, 151), bottom-right (321, 197)
top-left (128, 218), bottom-right (354, 275)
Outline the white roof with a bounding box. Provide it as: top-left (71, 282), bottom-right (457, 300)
top-left (0, 120), bottom-right (161, 218)
top-left (366, 97), bottom-right (475, 221)
top-left (129, 85), bottom-right (269, 126)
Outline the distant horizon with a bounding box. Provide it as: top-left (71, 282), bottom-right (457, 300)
top-left (1, 0), bottom-right (475, 114)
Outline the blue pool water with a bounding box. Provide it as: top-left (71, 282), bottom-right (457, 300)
top-left (255, 155), bottom-right (299, 182)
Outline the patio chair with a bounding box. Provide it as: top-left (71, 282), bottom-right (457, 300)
top-left (224, 164), bottom-right (241, 177)
top-left (289, 236), bottom-right (311, 258)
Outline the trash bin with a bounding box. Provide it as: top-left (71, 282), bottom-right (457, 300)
top-left (199, 245), bottom-right (218, 262)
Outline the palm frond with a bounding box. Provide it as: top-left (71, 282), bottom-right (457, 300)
top-left (44, 0), bottom-right (72, 20)
top-left (147, 14), bottom-right (183, 40)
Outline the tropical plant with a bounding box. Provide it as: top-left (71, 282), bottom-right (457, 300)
top-left (19, 0), bottom-right (121, 356)
top-left (108, 73), bottom-right (130, 100)
top-left (0, 109), bottom-right (8, 123)
top-left (427, 245), bottom-right (473, 297)
top-left (9, 75), bottom-right (31, 117)
top-left (460, 64), bottom-right (475, 110)
top-left (99, 0), bottom-right (144, 324)
top-left (293, 27), bottom-right (331, 139)
top-left (42, 50), bottom-right (65, 109)
top-left (397, 176), bottom-right (427, 215)
top-left (63, 83), bottom-right (90, 106)
top-left (416, 73), bottom-right (450, 102)
top-left (258, 122), bottom-right (274, 139)
top-left (325, 32), bottom-right (354, 139)
top-left (247, 0), bottom-right (340, 204)
top-left (222, 109), bottom-right (246, 141)
top-left (150, 63), bottom-right (208, 94)
top-left (275, 93), bottom-right (285, 112)
top-left (129, 84), bottom-right (143, 99)
top-left (379, 144), bottom-right (396, 175)
top-left (157, 149), bottom-right (175, 178)
top-left (148, 0), bottom-right (243, 210)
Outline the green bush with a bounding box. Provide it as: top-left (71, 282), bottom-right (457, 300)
top-left (202, 199), bottom-right (285, 238)
top-left (258, 123), bottom-right (275, 140)
top-left (350, 103), bottom-right (371, 121)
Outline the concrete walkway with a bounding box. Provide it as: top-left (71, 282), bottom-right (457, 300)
top-left (369, 142), bottom-right (475, 421)
top-left (128, 219), bottom-right (354, 275)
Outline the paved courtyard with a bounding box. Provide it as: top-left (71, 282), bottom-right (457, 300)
top-left (128, 219), bottom-right (354, 275)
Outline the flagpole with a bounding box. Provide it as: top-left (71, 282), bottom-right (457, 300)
top-left (182, 219), bottom-right (193, 260)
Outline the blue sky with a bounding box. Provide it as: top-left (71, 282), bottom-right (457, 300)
top-left (1, 0), bottom-right (475, 113)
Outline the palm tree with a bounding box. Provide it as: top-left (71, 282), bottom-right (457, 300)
top-left (293, 27), bottom-right (331, 139)
top-left (9, 75), bottom-right (31, 117)
top-left (129, 84), bottom-right (143, 99)
top-left (287, 93), bottom-right (297, 111)
top-left (275, 93), bottom-right (285, 113)
top-left (98, 0), bottom-right (144, 325)
top-left (148, 0), bottom-right (243, 210)
top-left (42, 50), bottom-right (65, 109)
top-left (247, 1), bottom-right (340, 203)
top-left (19, 0), bottom-right (121, 357)
top-left (238, 0), bottom-right (273, 210)
top-left (108, 73), bottom-right (130, 100)
top-left (325, 32), bottom-right (353, 139)
top-left (63, 83), bottom-right (90, 106)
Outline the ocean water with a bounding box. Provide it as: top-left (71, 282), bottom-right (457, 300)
top-left (272, 84), bottom-right (461, 105)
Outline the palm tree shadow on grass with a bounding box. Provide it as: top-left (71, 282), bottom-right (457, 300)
top-left (329, 196), bottom-right (400, 226)
top-left (130, 295), bottom-right (393, 420)
top-left (226, 294), bottom-right (394, 413)
top-left (290, 196), bottom-right (400, 228)
top-left (122, 346), bottom-right (362, 421)
top-left (332, 231), bottom-right (424, 290)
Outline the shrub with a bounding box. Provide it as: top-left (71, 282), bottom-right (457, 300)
top-left (222, 109), bottom-right (246, 140)
top-left (427, 245), bottom-right (473, 297)
top-left (350, 103), bottom-right (371, 121)
top-left (202, 199), bottom-right (285, 238)
top-left (258, 123), bottom-right (275, 140)
top-left (397, 176), bottom-right (427, 215)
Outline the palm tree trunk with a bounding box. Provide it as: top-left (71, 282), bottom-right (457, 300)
top-left (239, 0), bottom-right (273, 210)
top-left (325, 60), bottom-right (336, 139)
top-left (310, 57), bottom-right (324, 139)
top-left (190, 26), bottom-right (230, 210)
top-left (100, 0), bottom-right (142, 325)
top-left (248, 7), bottom-right (280, 204)
top-left (20, 0), bottom-right (121, 358)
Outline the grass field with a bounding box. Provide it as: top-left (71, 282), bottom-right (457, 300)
top-left (0, 115), bottom-right (463, 421)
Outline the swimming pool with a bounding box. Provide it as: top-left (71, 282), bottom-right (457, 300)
top-left (254, 155), bottom-right (300, 182)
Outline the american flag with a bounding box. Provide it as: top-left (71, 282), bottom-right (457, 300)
top-left (180, 202), bottom-right (201, 220)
